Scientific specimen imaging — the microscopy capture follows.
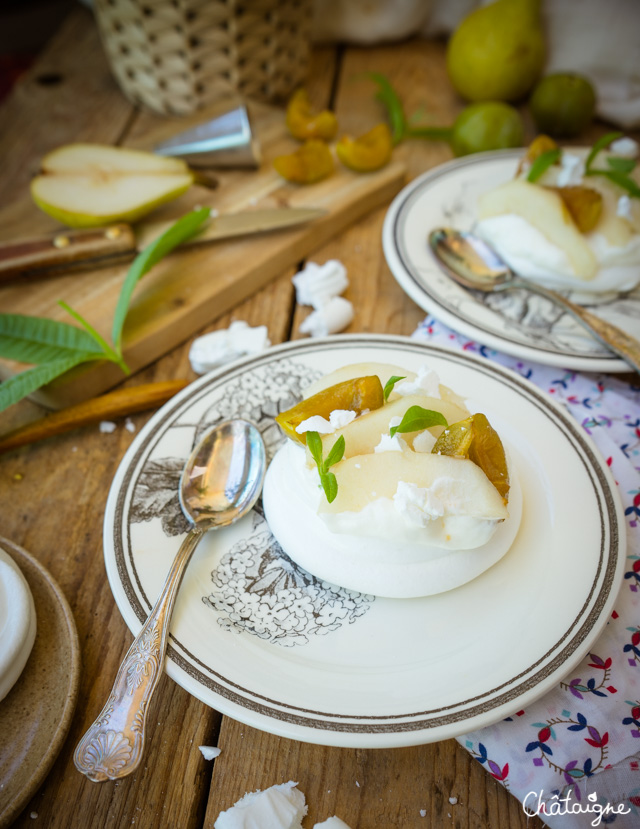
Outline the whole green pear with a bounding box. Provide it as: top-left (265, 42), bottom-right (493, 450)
top-left (447, 0), bottom-right (545, 102)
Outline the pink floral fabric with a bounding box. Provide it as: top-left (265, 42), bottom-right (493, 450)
top-left (413, 317), bottom-right (640, 828)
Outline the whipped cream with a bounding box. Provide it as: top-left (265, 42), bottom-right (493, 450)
top-left (262, 440), bottom-right (521, 598)
top-left (476, 213), bottom-right (640, 294)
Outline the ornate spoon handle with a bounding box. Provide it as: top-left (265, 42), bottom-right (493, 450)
top-left (516, 279), bottom-right (640, 375)
top-left (74, 528), bottom-right (204, 781)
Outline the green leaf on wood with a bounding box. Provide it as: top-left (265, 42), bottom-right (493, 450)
top-left (0, 352), bottom-right (101, 413)
top-left (0, 313), bottom-right (104, 364)
top-left (111, 207), bottom-right (210, 351)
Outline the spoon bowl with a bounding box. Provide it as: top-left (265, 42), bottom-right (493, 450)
top-left (429, 227), bottom-right (640, 375)
top-left (74, 419), bottom-right (266, 782)
top-left (180, 419), bottom-right (267, 528)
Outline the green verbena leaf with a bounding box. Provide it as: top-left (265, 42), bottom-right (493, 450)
top-left (320, 470), bottom-right (338, 504)
top-left (0, 313), bottom-right (104, 364)
top-left (527, 148), bottom-right (562, 183)
top-left (111, 207), bottom-right (211, 352)
top-left (607, 156), bottom-right (637, 174)
top-left (306, 430), bottom-right (324, 467)
top-left (389, 405), bottom-right (448, 438)
top-left (324, 434), bottom-right (345, 470)
top-left (366, 72), bottom-right (406, 145)
top-left (0, 352), bottom-right (101, 413)
top-left (587, 168), bottom-right (640, 198)
top-left (585, 131), bottom-right (623, 172)
top-left (59, 301), bottom-right (127, 373)
top-left (383, 375), bottom-right (406, 401)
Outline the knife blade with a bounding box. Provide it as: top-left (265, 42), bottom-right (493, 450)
top-left (0, 206), bottom-right (327, 281)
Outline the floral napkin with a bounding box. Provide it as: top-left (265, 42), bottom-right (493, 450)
top-left (412, 316), bottom-right (640, 828)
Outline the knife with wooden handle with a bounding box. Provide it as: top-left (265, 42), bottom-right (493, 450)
top-left (0, 206), bottom-right (327, 280)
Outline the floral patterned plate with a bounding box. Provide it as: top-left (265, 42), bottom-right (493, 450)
top-left (382, 150), bottom-right (640, 373)
top-left (103, 335), bottom-right (626, 748)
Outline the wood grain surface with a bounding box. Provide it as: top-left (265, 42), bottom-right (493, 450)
top-left (0, 6), bottom-right (556, 829)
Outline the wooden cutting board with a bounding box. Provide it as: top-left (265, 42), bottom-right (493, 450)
top-left (0, 99), bottom-right (406, 409)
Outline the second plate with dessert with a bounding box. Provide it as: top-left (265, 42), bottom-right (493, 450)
top-left (382, 150), bottom-right (640, 371)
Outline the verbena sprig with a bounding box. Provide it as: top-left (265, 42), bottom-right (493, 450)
top-left (306, 430), bottom-right (345, 503)
top-left (0, 207), bottom-right (210, 412)
top-left (584, 131), bottom-right (640, 198)
top-left (527, 148), bottom-right (562, 183)
top-left (383, 375), bottom-right (405, 401)
top-left (367, 73), bottom-right (453, 145)
top-left (389, 405), bottom-right (448, 438)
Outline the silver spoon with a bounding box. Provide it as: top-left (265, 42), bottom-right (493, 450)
top-left (74, 419), bottom-right (266, 782)
top-left (429, 227), bottom-right (640, 375)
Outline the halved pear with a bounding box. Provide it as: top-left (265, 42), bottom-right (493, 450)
top-left (30, 143), bottom-right (194, 227)
top-left (478, 178), bottom-right (598, 279)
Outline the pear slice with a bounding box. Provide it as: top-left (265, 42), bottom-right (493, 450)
top-left (306, 392), bottom-right (470, 465)
top-left (303, 362), bottom-right (417, 399)
top-left (30, 143), bottom-right (194, 227)
top-left (478, 178), bottom-right (598, 279)
top-left (320, 450), bottom-right (508, 520)
top-left (303, 361), bottom-right (467, 409)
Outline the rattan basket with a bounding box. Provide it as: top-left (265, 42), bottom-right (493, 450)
top-left (93, 0), bottom-right (313, 116)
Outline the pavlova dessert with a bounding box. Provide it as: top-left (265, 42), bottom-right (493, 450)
top-left (262, 362), bottom-right (521, 598)
top-left (475, 133), bottom-right (640, 295)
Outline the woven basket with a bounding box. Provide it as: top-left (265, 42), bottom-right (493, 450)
top-left (93, 0), bottom-right (313, 116)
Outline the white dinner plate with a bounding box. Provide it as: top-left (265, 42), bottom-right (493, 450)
top-left (382, 150), bottom-right (640, 372)
top-left (103, 335), bottom-right (626, 748)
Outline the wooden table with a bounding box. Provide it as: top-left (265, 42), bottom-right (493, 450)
top-left (0, 6), bottom-right (591, 828)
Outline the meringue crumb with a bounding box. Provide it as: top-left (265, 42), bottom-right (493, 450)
top-left (213, 782), bottom-right (353, 829)
top-left (420, 810), bottom-right (427, 818)
top-left (292, 260), bottom-right (348, 309)
top-left (299, 296), bottom-right (354, 338)
top-left (199, 745), bottom-right (221, 761)
top-left (99, 421), bottom-right (117, 434)
top-left (125, 418), bottom-right (136, 434)
top-left (449, 796), bottom-right (458, 805)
